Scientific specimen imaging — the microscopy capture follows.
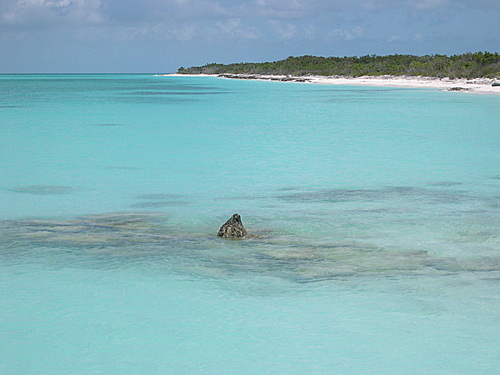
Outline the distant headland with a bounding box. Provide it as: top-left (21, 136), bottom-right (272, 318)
top-left (177, 52), bottom-right (499, 79)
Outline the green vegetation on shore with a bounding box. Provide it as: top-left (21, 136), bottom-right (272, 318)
top-left (178, 52), bottom-right (500, 79)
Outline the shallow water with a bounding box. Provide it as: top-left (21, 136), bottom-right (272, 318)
top-left (1, 74), bottom-right (499, 374)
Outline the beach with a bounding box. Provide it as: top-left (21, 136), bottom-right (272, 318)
top-left (307, 75), bottom-right (499, 94)
top-left (164, 73), bottom-right (500, 94)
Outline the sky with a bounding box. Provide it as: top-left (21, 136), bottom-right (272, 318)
top-left (0, 0), bottom-right (498, 73)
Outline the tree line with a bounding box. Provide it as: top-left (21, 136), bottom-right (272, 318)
top-left (178, 52), bottom-right (499, 79)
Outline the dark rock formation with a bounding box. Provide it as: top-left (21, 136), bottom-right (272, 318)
top-left (217, 73), bottom-right (311, 83)
top-left (217, 214), bottom-right (248, 239)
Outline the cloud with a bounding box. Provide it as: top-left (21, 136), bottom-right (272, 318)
top-left (387, 34), bottom-right (402, 43)
top-left (3, 0), bottom-right (497, 31)
top-left (100, 0), bottom-right (233, 24)
top-left (268, 20), bottom-right (298, 40)
top-left (1, 0), bottom-right (103, 27)
top-left (407, 0), bottom-right (450, 11)
top-left (252, 0), bottom-right (312, 19)
top-left (304, 24), bottom-right (316, 39)
top-left (413, 32), bottom-right (424, 42)
top-left (172, 23), bottom-right (198, 42)
top-left (329, 26), bottom-right (364, 40)
top-left (205, 18), bottom-right (260, 41)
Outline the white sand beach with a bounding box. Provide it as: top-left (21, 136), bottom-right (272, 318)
top-left (162, 73), bottom-right (499, 94)
top-left (306, 75), bottom-right (499, 94)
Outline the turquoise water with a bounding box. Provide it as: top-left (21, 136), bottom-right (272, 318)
top-left (0, 74), bottom-right (499, 374)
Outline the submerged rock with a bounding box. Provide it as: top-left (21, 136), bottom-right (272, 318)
top-left (217, 214), bottom-right (248, 239)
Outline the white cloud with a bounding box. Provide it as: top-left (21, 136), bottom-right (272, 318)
top-left (3, 0), bottom-right (498, 30)
top-left (213, 18), bottom-right (260, 39)
top-left (172, 23), bottom-right (198, 41)
top-left (253, 0), bottom-right (308, 17)
top-left (268, 20), bottom-right (298, 40)
top-left (388, 34), bottom-right (402, 42)
top-left (407, 0), bottom-right (450, 11)
top-left (1, 0), bottom-right (497, 54)
top-left (216, 18), bottom-right (242, 37)
top-left (329, 26), bottom-right (364, 40)
top-left (361, 1), bottom-right (391, 12)
top-left (200, 18), bottom-right (261, 43)
top-left (304, 24), bottom-right (316, 39)
top-left (1, 0), bottom-right (103, 26)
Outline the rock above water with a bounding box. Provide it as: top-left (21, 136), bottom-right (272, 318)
top-left (448, 86), bottom-right (470, 91)
top-left (217, 214), bottom-right (248, 239)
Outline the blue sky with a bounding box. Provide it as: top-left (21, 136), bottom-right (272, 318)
top-left (0, 0), bottom-right (498, 73)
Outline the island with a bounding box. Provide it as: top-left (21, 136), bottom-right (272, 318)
top-left (170, 53), bottom-right (500, 94)
top-left (177, 52), bottom-right (499, 79)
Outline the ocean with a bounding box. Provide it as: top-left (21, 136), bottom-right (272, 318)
top-left (0, 74), bottom-right (499, 374)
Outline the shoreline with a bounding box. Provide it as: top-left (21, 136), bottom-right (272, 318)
top-left (161, 73), bottom-right (500, 95)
